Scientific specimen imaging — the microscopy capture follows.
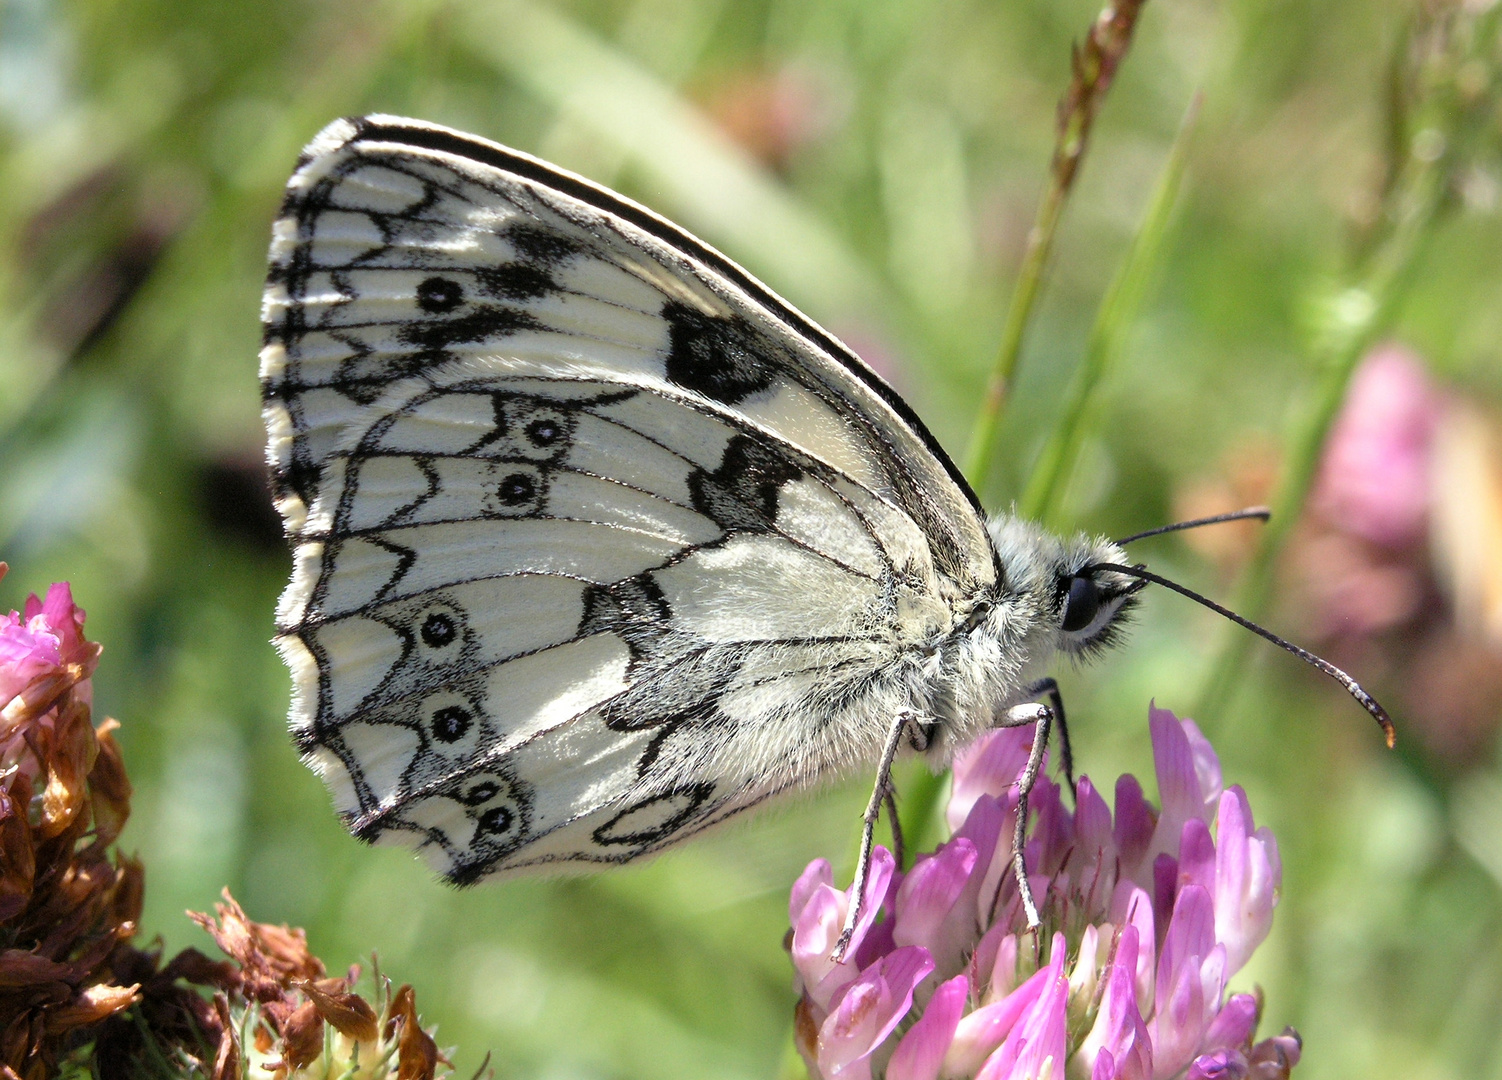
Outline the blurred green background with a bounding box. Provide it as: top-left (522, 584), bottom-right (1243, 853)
top-left (2, 0), bottom-right (1501, 1077)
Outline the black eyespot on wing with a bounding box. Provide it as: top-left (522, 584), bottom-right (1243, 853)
top-left (475, 398), bottom-right (574, 463)
top-left (525, 417), bottom-right (563, 447)
top-left (459, 780), bottom-right (501, 806)
top-left (431, 705), bottom-right (472, 743)
top-left (421, 612), bottom-right (457, 648)
top-left (663, 300), bottom-right (777, 405)
top-left (438, 769), bottom-right (535, 885)
top-left (477, 805), bottom-right (513, 835)
top-left (416, 276), bottom-right (464, 313)
top-left (497, 472), bottom-right (536, 506)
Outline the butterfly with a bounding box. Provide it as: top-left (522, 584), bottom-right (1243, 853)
top-left (261, 115), bottom-right (1392, 948)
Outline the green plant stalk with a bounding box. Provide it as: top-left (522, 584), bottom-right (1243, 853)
top-left (1196, 157), bottom-right (1446, 720)
top-left (962, 183), bottom-right (1070, 491)
top-left (1020, 94), bottom-right (1200, 527)
top-left (963, 0), bottom-right (1150, 495)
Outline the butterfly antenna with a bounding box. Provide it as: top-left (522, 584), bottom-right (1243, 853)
top-left (1087, 561), bottom-right (1397, 748)
top-left (1116, 506), bottom-right (1271, 545)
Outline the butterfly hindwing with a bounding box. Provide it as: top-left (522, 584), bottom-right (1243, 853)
top-left (262, 115), bottom-right (995, 881)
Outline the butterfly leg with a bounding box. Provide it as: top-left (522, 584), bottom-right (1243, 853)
top-left (996, 700), bottom-right (1054, 930)
top-left (883, 787), bottom-right (905, 869)
top-left (832, 709), bottom-right (927, 962)
top-left (1024, 677), bottom-right (1074, 800)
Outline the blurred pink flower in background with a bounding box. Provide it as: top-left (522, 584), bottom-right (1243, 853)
top-left (1311, 345), bottom-right (1442, 550)
top-left (1296, 346), bottom-right (1446, 640)
top-left (787, 706), bottom-right (1299, 1080)
top-left (1287, 344), bottom-right (1502, 766)
top-left (704, 62), bottom-right (848, 171)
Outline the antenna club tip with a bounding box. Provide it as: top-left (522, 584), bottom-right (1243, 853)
top-left (1368, 703), bottom-right (1397, 748)
top-left (1359, 692), bottom-right (1396, 748)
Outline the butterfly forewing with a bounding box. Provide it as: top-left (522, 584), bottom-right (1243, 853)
top-left (261, 115), bottom-right (994, 882)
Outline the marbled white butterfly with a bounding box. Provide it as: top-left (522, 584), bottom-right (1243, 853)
top-left (261, 116), bottom-right (1392, 949)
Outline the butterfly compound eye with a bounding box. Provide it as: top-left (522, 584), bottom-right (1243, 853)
top-left (1061, 574), bottom-right (1100, 632)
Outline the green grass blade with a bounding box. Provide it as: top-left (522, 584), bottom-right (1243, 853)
top-left (1019, 92), bottom-right (1200, 527)
top-left (963, 0), bottom-right (1151, 495)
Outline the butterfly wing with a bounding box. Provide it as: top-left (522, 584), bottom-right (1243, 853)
top-left (262, 115), bottom-right (996, 882)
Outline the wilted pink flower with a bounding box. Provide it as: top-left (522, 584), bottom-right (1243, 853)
top-left (0, 580), bottom-right (91, 704)
top-left (1, 575), bottom-right (100, 791)
top-left (787, 704), bottom-right (1297, 1080)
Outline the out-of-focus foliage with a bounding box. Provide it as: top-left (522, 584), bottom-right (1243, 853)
top-left (0, 1), bottom-right (1499, 1078)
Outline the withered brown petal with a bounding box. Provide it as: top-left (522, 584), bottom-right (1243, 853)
top-left (190, 890), bottom-right (324, 990)
top-left (280, 1000), bottom-right (325, 1070)
top-left (0, 951), bottom-right (73, 987)
top-left (0, 785), bottom-right (35, 923)
top-left (188, 899), bottom-right (253, 967)
top-left (5, 668), bottom-right (74, 725)
top-left (210, 994), bottom-right (240, 1080)
top-left (110, 854), bottom-right (145, 929)
top-left (1, 1009), bottom-right (35, 1068)
top-left (252, 922), bottom-right (324, 983)
top-left (88, 721), bottom-right (132, 845)
top-left (42, 983), bottom-right (140, 1034)
top-left (1248, 1027), bottom-right (1303, 1080)
top-left (300, 980), bottom-right (379, 1044)
top-left (160, 946), bottom-right (239, 990)
top-left (37, 698), bottom-right (97, 840)
top-left (793, 997), bottom-right (820, 1067)
top-left (391, 985), bottom-right (438, 1080)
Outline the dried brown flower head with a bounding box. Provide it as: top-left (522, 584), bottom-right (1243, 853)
top-left (0, 572), bottom-right (144, 1079)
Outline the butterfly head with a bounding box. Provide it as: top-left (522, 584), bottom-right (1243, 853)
top-left (987, 508), bottom-right (1396, 748)
top-left (986, 517), bottom-right (1143, 662)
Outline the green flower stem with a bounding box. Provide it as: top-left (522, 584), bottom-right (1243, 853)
top-left (1020, 93), bottom-right (1199, 527)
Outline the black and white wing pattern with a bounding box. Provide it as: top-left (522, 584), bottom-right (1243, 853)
top-left (261, 115), bottom-right (997, 884)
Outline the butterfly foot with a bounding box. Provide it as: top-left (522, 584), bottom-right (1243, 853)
top-left (830, 927), bottom-right (856, 964)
